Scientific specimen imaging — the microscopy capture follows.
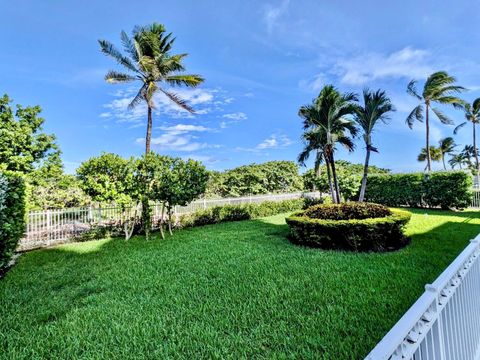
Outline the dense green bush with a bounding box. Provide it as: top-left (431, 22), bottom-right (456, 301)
top-left (286, 206), bottom-right (411, 252)
top-left (178, 199), bottom-right (304, 228)
top-left (304, 202), bottom-right (391, 220)
top-left (365, 171), bottom-right (472, 209)
top-left (0, 171), bottom-right (26, 270)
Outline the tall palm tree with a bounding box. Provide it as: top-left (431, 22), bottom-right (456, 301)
top-left (406, 71), bottom-right (465, 171)
top-left (438, 137), bottom-right (456, 170)
top-left (299, 85), bottom-right (358, 203)
top-left (418, 146), bottom-right (442, 170)
top-left (455, 98), bottom-right (480, 174)
top-left (99, 23), bottom-right (204, 153)
top-left (354, 89), bottom-right (395, 202)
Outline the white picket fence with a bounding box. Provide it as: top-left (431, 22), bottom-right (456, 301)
top-left (19, 191), bottom-right (318, 251)
top-left (365, 235), bottom-right (480, 360)
top-left (472, 187), bottom-right (480, 209)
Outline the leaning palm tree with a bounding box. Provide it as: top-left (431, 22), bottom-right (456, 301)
top-left (299, 85), bottom-right (358, 203)
top-left (418, 146), bottom-right (442, 170)
top-left (99, 23), bottom-right (204, 153)
top-left (406, 71), bottom-right (465, 171)
top-left (449, 153), bottom-right (467, 170)
top-left (438, 137), bottom-right (456, 170)
top-left (354, 89), bottom-right (395, 202)
top-left (455, 98), bottom-right (480, 174)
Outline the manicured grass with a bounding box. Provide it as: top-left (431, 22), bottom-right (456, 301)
top-left (1, 209), bottom-right (480, 359)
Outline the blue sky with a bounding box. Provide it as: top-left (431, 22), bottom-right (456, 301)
top-left (2, 0), bottom-right (480, 174)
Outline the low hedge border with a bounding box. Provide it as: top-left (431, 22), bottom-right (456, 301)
top-left (286, 208), bottom-right (412, 252)
top-left (177, 199), bottom-right (304, 228)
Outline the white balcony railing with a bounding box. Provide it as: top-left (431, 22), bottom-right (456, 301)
top-left (365, 234), bottom-right (480, 360)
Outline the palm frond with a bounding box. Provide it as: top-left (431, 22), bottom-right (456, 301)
top-left (407, 80), bottom-right (422, 100)
top-left (454, 121), bottom-right (467, 134)
top-left (128, 84), bottom-right (148, 110)
top-left (165, 74), bottom-right (204, 88)
top-left (120, 30), bottom-right (139, 62)
top-left (104, 71), bottom-right (137, 83)
top-left (406, 104), bottom-right (424, 128)
top-left (98, 39), bottom-right (138, 73)
top-left (160, 89), bottom-right (194, 113)
top-left (431, 107), bottom-right (453, 125)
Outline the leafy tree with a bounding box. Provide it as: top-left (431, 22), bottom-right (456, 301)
top-left (438, 137), bottom-right (456, 170)
top-left (303, 160), bottom-right (389, 200)
top-left (0, 94), bottom-right (59, 174)
top-left (99, 23), bottom-right (204, 153)
top-left (205, 161), bottom-right (303, 198)
top-left (298, 129), bottom-right (326, 191)
top-left (406, 71), bottom-right (465, 171)
top-left (459, 145), bottom-right (479, 170)
top-left (455, 98), bottom-right (480, 174)
top-left (354, 89), bottom-right (395, 202)
top-left (417, 146), bottom-right (442, 170)
top-left (76, 153), bottom-right (134, 204)
top-left (299, 85), bottom-right (358, 203)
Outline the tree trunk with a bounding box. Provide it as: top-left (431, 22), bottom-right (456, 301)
top-left (145, 105), bottom-right (153, 154)
top-left (442, 153), bottom-right (446, 170)
top-left (358, 146), bottom-right (371, 202)
top-left (474, 123), bottom-right (480, 177)
top-left (325, 156), bottom-right (336, 203)
top-left (425, 104), bottom-right (431, 171)
top-left (329, 151), bottom-right (341, 203)
top-left (159, 203), bottom-right (165, 240)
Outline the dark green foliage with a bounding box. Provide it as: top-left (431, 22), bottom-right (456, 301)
top-left (366, 171), bottom-right (473, 209)
top-left (178, 199), bottom-right (304, 228)
top-left (304, 202), bottom-right (391, 220)
top-left (77, 153), bottom-right (134, 204)
top-left (0, 171), bottom-right (26, 270)
top-left (286, 208), bottom-right (411, 251)
top-left (205, 161), bottom-right (304, 198)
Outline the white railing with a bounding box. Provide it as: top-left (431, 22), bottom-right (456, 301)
top-left (19, 191), bottom-right (318, 251)
top-left (365, 235), bottom-right (480, 360)
top-left (472, 187), bottom-right (480, 208)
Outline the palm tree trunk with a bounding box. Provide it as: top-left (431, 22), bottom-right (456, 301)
top-left (329, 151), bottom-right (341, 203)
top-left (474, 123), bottom-right (479, 176)
top-left (426, 104), bottom-right (431, 172)
top-left (325, 156), bottom-right (336, 203)
top-left (145, 105), bottom-right (153, 154)
top-left (442, 153), bottom-right (446, 170)
top-left (359, 146), bottom-right (371, 202)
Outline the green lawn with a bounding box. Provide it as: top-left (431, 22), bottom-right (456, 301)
top-left (1, 209), bottom-right (480, 359)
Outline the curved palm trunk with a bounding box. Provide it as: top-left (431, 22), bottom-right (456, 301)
top-left (474, 123), bottom-right (479, 176)
top-left (329, 151), bottom-right (341, 203)
top-left (145, 105), bottom-right (153, 154)
top-left (425, 104), bottom-right (431, 172)
top-left (358, 146), bottom-right (371, 202)
top-left (441, 153), bottom-right (446, 170)
top-left (325, 157), bottom-right (336, 203)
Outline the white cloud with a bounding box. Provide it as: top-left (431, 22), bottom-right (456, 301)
top-left (256, 134), bottom-right (292, 149)
top-left (264, 0), bottom-right (290, 33)
top-left (101, 87), bottom-right (224, 123)
top-left (183, 154), bottom-right (224, 165)
top-left (299, 74), bottom-right (325, 92)
top-left (157, 124), bottom-right (212, 133)
top-left (222, 112), bottom-right (247, 121)
top-left (336, 47), bottom-right (433, 85)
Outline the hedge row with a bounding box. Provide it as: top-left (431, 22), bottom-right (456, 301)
top-left (286, 208), bottom-right (412, 252)
top-left (365, 171), bottom-right (473, 209)
top-left (177, 199), bottom-right (304, 228)
top-left (0, 171), bottom-right (27, 270)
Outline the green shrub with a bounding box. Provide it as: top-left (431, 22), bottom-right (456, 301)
top-left (286, 208), bottom-right (411, 252)
top-left (178, 199), bottom-right (304, 228)
top-left (304, 202), bottom-right (391, 220)
top-left (301, 194), bottom-right (324, 209)
top-left (365, 171), bottom-right (472, 209)
top-left (0, 171), bottom-right (27, 270)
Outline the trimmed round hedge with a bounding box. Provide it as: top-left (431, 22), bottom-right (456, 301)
top-left (286, 203), bottom-right (411, 252)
